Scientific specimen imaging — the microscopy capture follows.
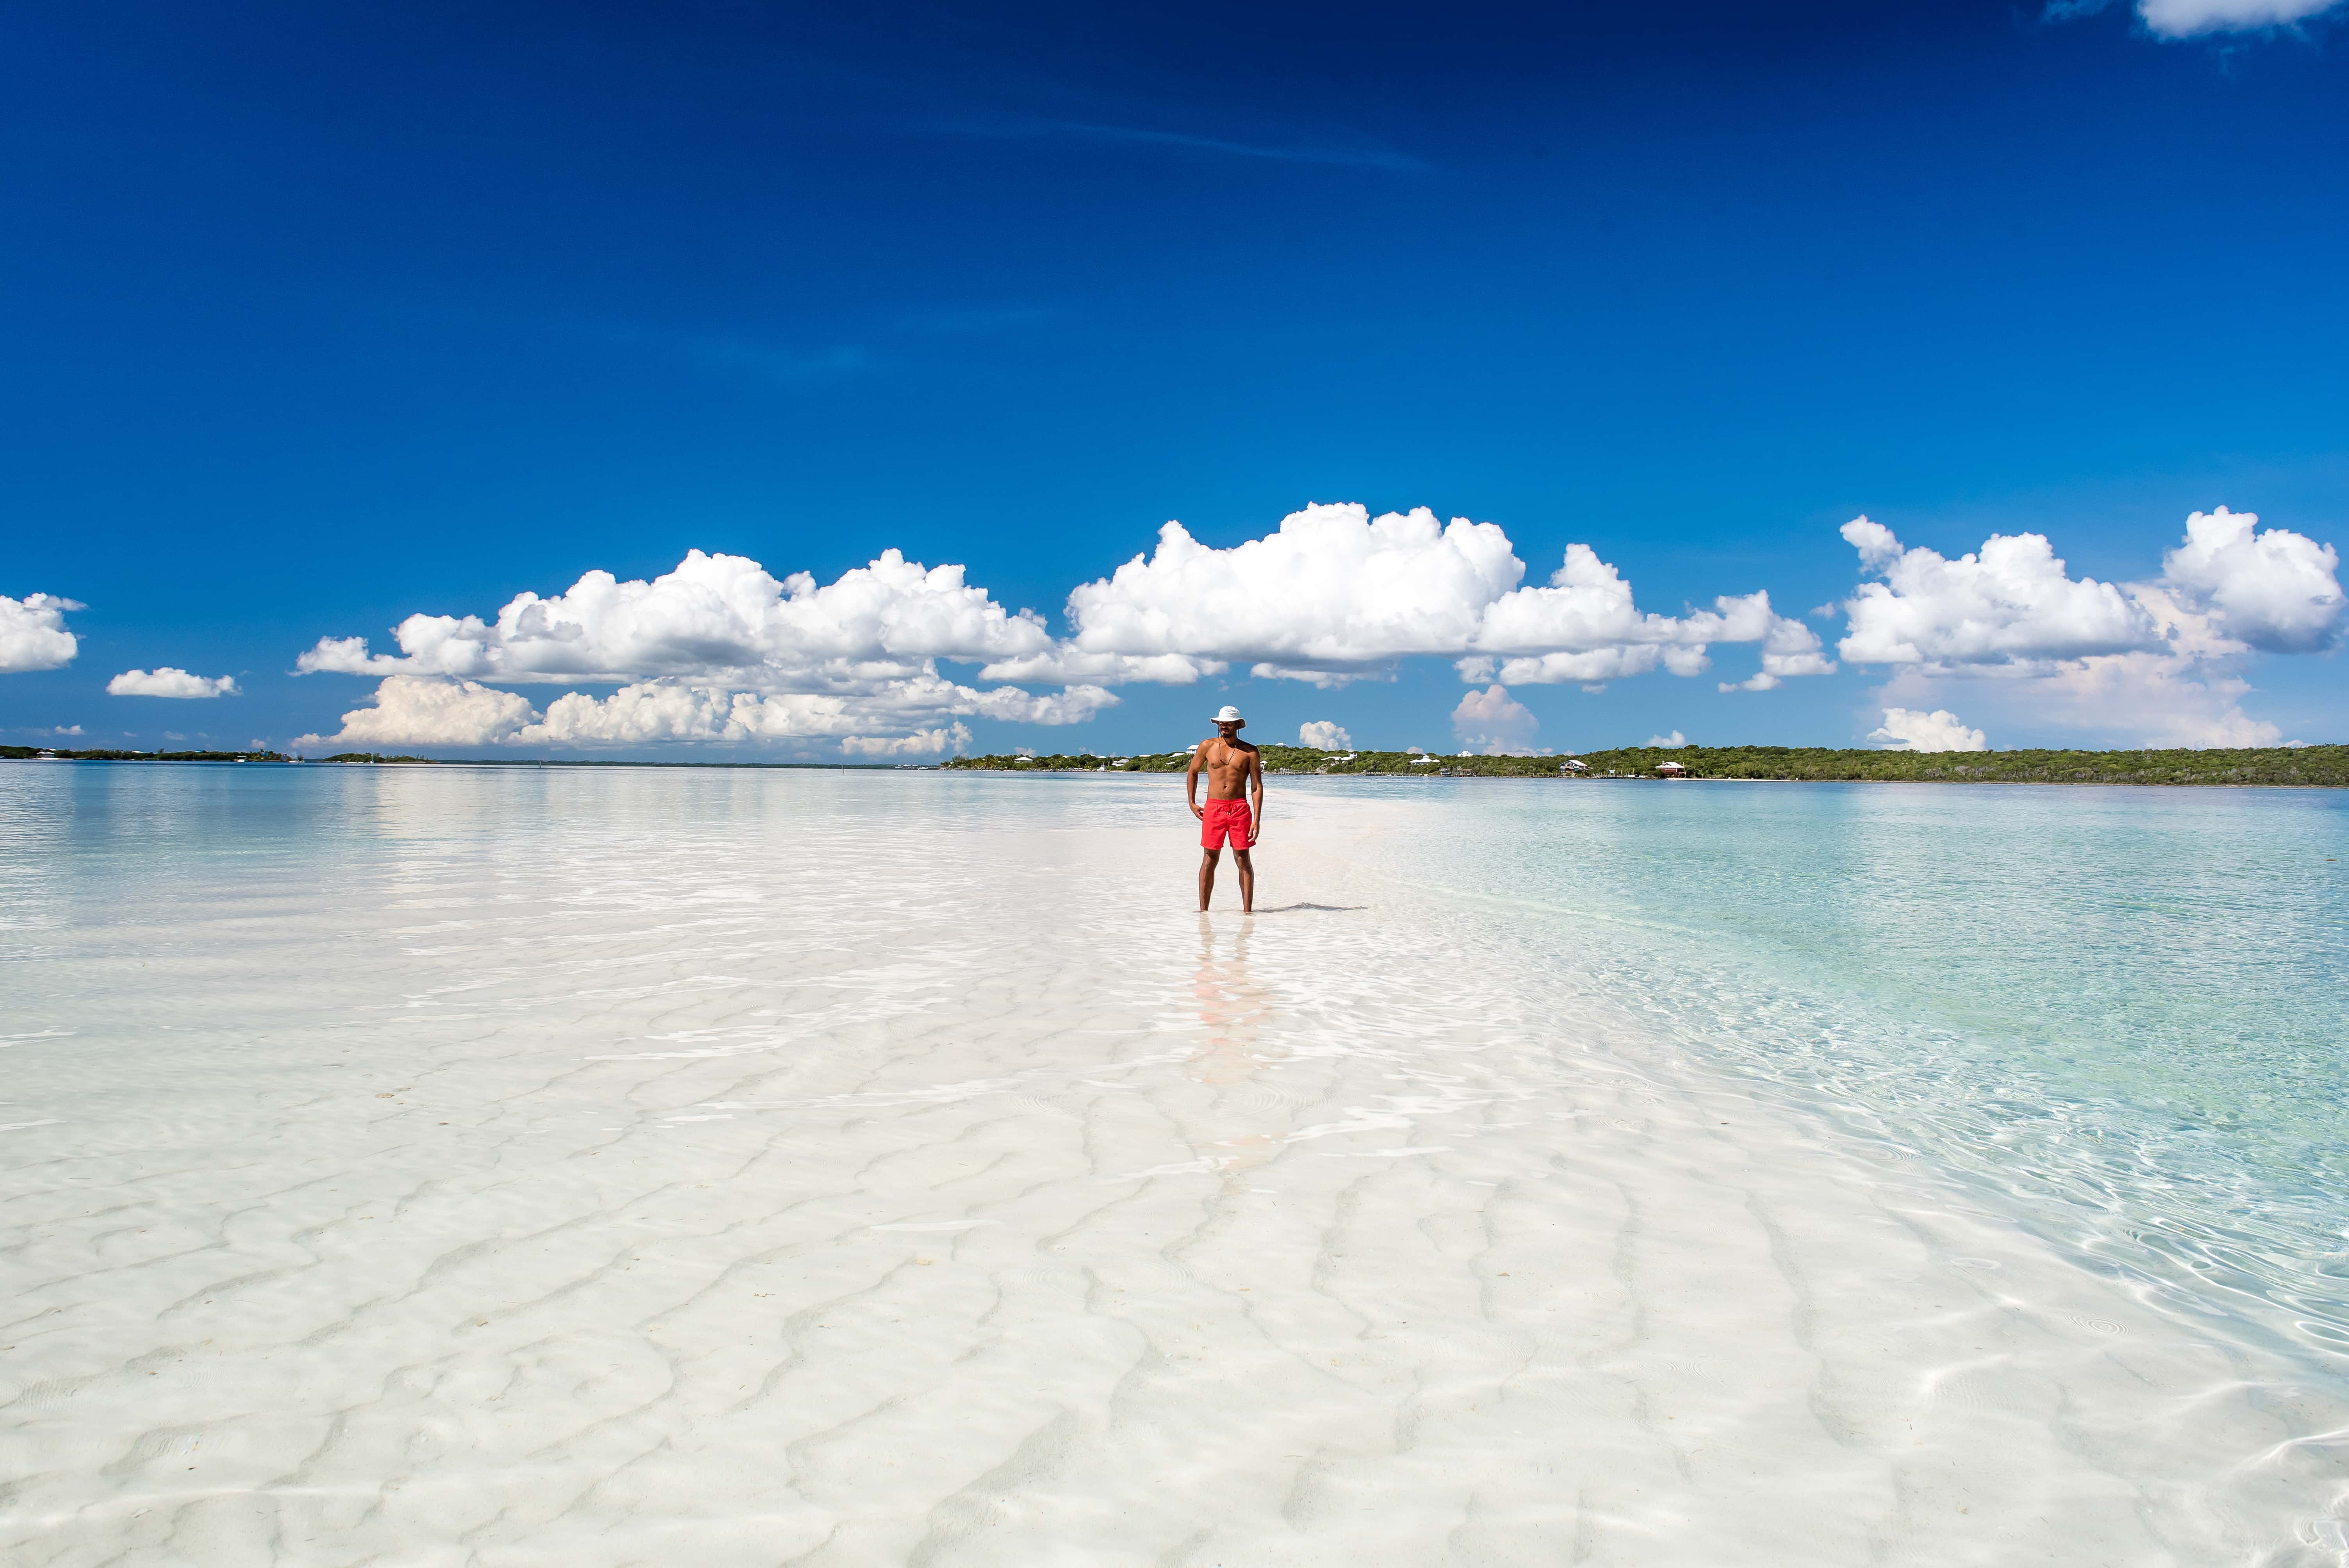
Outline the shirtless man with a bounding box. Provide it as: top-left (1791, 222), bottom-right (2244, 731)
top-left (1187, 705), bottom-right (1265, 912)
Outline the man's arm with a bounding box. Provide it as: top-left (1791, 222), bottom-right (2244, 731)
top-left (1247, 746), bottom-right (1265, 844)
top-left (1185, 743), bottom-right (1205, 819)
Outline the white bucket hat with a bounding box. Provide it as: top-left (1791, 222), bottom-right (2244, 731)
top-left (1211, 705), bottom-right (1245, 724)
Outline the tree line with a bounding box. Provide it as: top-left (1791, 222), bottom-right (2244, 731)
top-left (945, 743), bottom-right (2349, 786)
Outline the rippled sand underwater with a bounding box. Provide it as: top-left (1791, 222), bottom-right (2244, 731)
top-left (3, 764), bottom-right (2345, 1565)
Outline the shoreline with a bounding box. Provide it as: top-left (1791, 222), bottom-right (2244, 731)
top-left (946, 766), bottom-right (2349, 789)
top-left (948, 739), bottom-right (2349, 788)
top-left (10, 754), bottom-right (2346, 791)
top-left (14, 741), bottom-right (2347, 790)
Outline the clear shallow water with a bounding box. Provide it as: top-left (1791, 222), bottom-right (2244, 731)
top-left (3, 763), bottom-right (2346, 1565)
top-left (1324, 777), bottom-right (2349, 1362)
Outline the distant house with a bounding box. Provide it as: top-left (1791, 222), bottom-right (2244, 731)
top-left (1560, 759), bottom-right (1590, 773)
top-left (1655, 761), bottom-right (1688, 777)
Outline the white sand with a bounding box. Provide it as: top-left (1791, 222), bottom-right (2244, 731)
top-left (2, 770), bottom-right (2343, 1564)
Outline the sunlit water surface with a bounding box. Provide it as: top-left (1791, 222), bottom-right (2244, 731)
top-left (2, 764), bottom-right (2345, 1566)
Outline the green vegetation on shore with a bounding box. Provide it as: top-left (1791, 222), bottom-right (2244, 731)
top-left (0, 750), bottom-right (897, 769)
top-left (945, 742), bottom-right (2349, 786)
top-left (8, 743), bottom-right (2340, 785)
top-left (0, 746), bottom-right (289, 763)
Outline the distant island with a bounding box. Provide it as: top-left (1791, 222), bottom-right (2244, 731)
top-left (0, 746), bottom-right (290, 763)
top-left (0, 748), bottom-right (900, 770)
top-left (9, 742), bottom-right (2342, 786)
top-left (947, 742), bottom-right (2349, 787)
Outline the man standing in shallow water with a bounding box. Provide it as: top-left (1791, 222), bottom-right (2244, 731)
top-left (1188, 704), bottom-right (1264, 912)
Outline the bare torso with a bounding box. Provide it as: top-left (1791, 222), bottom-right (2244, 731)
top-left (1195, 736), bottom-right (1257, 799)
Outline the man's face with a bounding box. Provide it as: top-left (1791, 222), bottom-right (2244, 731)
top-left (1216, 722), bottom-right (1241, 740)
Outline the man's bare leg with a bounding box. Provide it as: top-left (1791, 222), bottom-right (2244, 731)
top-left (1198, 847), bottom-right (1220, 911)
top-left (1232, 849), bottom-right (1254, 913)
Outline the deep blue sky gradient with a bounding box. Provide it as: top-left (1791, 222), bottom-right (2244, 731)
top-left (4, 0), bottom-right (2344, 752)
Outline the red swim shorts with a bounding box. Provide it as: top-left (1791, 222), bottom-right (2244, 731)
top-left (1199, 798), bottom-right (1253, 850)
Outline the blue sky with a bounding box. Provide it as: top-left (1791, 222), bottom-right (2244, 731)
top-left (3, 0), bottom-right (2345, 757)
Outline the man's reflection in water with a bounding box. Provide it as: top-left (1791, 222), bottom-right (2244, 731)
top-left (1188, 914), bottom-right (1286, 1181)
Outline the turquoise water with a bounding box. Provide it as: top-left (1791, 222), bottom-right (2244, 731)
top-left (9, 763), bottom-right (2340, 1377)
top-left (6, 766), bottom-right (2344, 1373)
top-left (8, 765), bottom-right (2345, 1352)
top-left (4, 762), bottom-right (2347, 1561)
top-left (1326, 775), bottom-right (2349, 1361)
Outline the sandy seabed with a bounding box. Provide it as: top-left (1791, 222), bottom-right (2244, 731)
top-left (2, 769), bottom-right (2344, 1565)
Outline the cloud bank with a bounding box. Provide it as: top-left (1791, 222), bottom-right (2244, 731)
top-left (0, 594), bottom-right (82, 674)
top-left (1467, 543), bottom-right (1829, 690)
top-left (1040, 503), bottom-right (1827, 693)
top-left (294, 508), bottom-right (1830, 752)
top-left (295, 673), bottom-right (1087, 754)
top-left (290, 502), bottom-right (2335, 753)
top-left (107, 667), bottom-right (241, 698)
top-left (1837, 508), bottom-right (2342, 747)
top-left (299, 548), bottom-right (1052, 689)
top-left (1049, 504), bottom-right (1518, 686)
top-left (294, 549), bottom-right (1118, 752)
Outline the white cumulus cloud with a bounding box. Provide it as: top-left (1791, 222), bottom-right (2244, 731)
top-left (298, 675), bottom-right (539, 749)
top-left (2153, 506), bottom-right (2342, 653)
top-left (0, 593), bottom-right (82, 674)
top-left (107, 667), bottom-right (241, 698)
top-left (1471, 544), bottom-right (1828, 688)
top-left (1452, 684), bottom-right (1542, 755)
top-left (1048, 503), bottom-right (1829, 693)
top-left (293, 547), bottom-right (1123, 751)
top-left (294, 509), bottom-right (1835, 753)
top-left (1869, 707), bottom-right (1987, 752)
top-left (1646, 730), bottom-right (1688, 748)
top-left (1840, 509), bottom-right (2344, 672)
top-left (526, 674), bottom-right (1107, 744)
top-left (1838, 518), bottom-right (2157, 670)
top-left (2137, 0), bottom-right (2343, 35)
top-left (524, 682), bottom-right (737, 743)
top-left (1837, 508), bottom-right (2340, 748)
top-left (296, 673), bottom-right (1108, 752)
top-left (1721, 617), bottom-right (1840, 692)
top-left (1297, 719), bottom-right (1353, 750)
top-left (1058, 504), bottom-right (1521, 683)
top-left (975, 648), bottom-right (1222, 685)
top-left (298, 548), bottom-right (1053, 690)
top-left (1460, 643), bottom-right (1674, 686)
